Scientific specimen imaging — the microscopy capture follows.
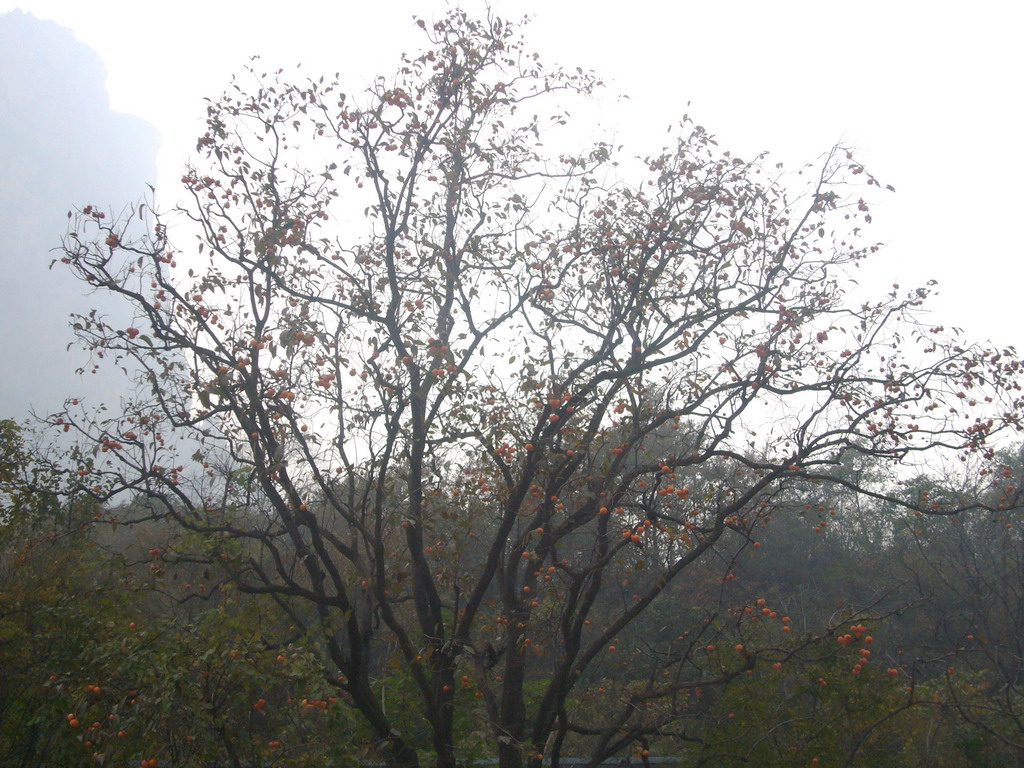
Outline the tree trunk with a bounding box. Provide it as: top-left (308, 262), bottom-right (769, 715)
top-left (432, 676), bottom-right (458, 768)
top-left (497, 646), bottom-right (527, 768)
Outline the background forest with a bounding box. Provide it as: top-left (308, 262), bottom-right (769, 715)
top-left (4, 419), bottom-right (1024, 767)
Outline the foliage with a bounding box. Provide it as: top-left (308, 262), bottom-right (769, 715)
top-left (0, 512), bottom-right (368, 767)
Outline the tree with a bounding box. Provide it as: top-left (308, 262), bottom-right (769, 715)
top-left (50, 11), bottom-right (1024, 768)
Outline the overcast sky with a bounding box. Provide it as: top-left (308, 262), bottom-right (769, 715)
top-left (2, 0), bottom-right (1022, 417)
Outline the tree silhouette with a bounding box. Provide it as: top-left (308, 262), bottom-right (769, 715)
top-left (50, 12), bottom-right (1024, 768)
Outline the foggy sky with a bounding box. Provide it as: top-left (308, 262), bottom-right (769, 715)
top-left (1, 2), bottom-right (1022, 430)
top-left (0, 10), bottom-right (158, 422)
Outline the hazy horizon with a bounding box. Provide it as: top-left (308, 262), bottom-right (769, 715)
top-left (0, 10), bottom-right (159, 421)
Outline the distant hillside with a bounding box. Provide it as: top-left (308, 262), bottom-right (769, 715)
top-left (0, 10), bottom-right (158, 421)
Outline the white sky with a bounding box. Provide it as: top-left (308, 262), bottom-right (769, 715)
top-left (5, 0), bottom-right (1023, 349)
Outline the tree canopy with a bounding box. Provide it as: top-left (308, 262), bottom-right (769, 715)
top-left (42, 11), bottom-right (1024, 768)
